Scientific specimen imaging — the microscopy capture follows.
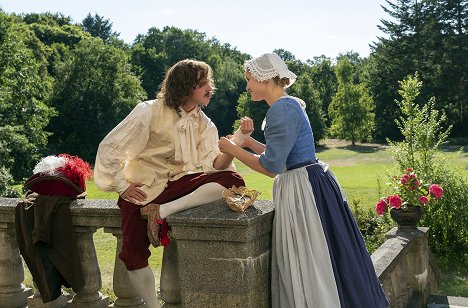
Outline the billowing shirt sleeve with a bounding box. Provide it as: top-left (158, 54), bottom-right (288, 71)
top-left (198, 118), bottom-right (236, 173)
top-left (93, 102), bottom-right (153, 194)
top-left (259, 102), bottom-right (302, 174)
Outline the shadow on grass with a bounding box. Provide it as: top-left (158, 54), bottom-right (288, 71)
top-left (440, 144), bottom-right (468, 153)
top-left (316, 143), bottom-right (386, 154)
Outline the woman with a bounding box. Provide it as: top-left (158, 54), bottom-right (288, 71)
top-left (219, 53), bottom-right (388, 308)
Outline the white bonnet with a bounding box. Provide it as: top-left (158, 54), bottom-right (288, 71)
top-left (244, 53), bottom-right (297, 88)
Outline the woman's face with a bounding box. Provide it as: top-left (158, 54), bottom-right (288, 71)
top-left (245, 71), bottom-right (269, 102)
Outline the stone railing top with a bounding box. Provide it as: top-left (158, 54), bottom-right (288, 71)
top-left (0, 197), bottom-right (121, 228)
top-left (167, 199), bottom-right (275, 243)
top-left (0, 197), bottom-right (275, 231)
top-left (167, 199), bottom-right (274, 226)
top-left (371, 227), bottom-right (429, 277)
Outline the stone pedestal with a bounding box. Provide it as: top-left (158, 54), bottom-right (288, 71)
top-left (371, 227), bottom-right (440, 308)
top-left (164, 199), bottom-right (274, 308)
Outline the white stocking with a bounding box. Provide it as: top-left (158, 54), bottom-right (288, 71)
top-left (159, 182), bottom-right (225, 219)
top-left (127, 266), bottom-right (160, 308)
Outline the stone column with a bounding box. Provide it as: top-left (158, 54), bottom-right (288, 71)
top-left (165, 199), bottom-right (274, 308)
top-left (68, 226), bottom-right (109, 308)
top-left (0, 222), bottom-right (32, 308)
top-left (105, 227), bottom-right (145, 308)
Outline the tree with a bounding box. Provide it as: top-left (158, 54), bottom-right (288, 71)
top-left (0, 12), bottom-right (55, 180)
top-left (203, 55), bottom-right (247, 136)
top-left (80, 13), bottom-right (120, 42)
top-left (367, 0), bottom-right (467, 140)
top-left (306, 56), bottom-right (337, 125)
top-left (329, 58), bottom-right (374, 145)
top-left (288, 73), bottom-right (327, 144)
top-left (47, 38), bottom-right (147, 162)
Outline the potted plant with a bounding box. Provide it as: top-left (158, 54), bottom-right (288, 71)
top-left (375, 168), bottom-right (444, 229)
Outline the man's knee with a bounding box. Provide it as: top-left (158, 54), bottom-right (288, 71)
top-left (215, 171), bottom-right (245, 188)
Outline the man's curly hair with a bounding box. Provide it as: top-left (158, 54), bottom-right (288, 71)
top-left (157, 59), bottom-right (215, 113)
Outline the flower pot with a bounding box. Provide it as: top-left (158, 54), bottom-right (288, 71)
top-left (390, 206), bottom-right (424, 229)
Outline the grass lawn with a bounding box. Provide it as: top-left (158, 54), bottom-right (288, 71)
top-left (21, 139), bottom-right (468, 299)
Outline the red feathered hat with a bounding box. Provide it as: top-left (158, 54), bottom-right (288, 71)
top-left (24, 154), bottom-right (93, 196)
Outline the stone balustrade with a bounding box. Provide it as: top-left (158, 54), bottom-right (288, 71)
top-left (0, 197), bottom-right (274, 308)
top-left (0, 197), bottom-right (439, 308)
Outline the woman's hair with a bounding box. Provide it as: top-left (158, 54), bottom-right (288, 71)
top-left (245, 67), bottom-right (291, 89)
top-left (272, 76), bottom-right (291, 88)
top-left (157, 59), bottom-right (215, 112)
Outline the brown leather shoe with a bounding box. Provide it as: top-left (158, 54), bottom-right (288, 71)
top-left (140, 203), bottom-right (161, 247)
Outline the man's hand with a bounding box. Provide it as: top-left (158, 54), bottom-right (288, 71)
top-left (239, 116), bottom-right (254, 135)
top-left (122, 183), bottom-right (147, 203)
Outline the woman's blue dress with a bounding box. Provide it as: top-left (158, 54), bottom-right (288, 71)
top-left (259, 96), bottom-right (389, 308)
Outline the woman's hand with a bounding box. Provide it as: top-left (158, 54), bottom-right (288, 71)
top-left (122, 183), bottom-right (147, 203)
top-left (218, 137), bottom-right (237, 155)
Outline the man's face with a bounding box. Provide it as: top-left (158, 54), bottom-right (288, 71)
top-left (187, 78), bottom-right (214, 107)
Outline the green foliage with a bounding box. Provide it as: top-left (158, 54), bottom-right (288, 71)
top-left (329, 58), bottom-right (374, 145)
top-left (288, 73), bottom-right (327, 143)
top-left (389, 73), bottom-right (468, 271)
top-left (367, 0), bottom-right (467, 140)
top-left (306, 56), bottom-right (337, 125)
top-left (47, 38), bottom-right (147, 162)
top-left (80, 13), bottom-right (120, 42)
top-left (0, 12), bottom-right (55, 180)
top-left (0, 166), bottom-right (21, 197)
top-left (235, 92), bottom-right (269, 143)
top-left (203, 54), bottom-right (248, 136)
top-left (350, 199), bottom-right (394, 253)
top-left (389, 73), bottom-right (451, 174)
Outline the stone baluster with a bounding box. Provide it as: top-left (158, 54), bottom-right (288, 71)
top-left (160, 239), bottom-right (181, 307)
top-left (105, 227), bottom-right (144, 308)
top-left (0, 221), bottom-right (32, 308)
top-left (68, 226), bottom-right (109, 308)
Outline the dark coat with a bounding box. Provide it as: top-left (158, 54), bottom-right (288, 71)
top-left (15, 193), bottom-right (85, 302)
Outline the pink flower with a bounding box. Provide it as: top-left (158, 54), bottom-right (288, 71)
top-left (429, 184), bottom-right (444, 199)
top-left (387, 194), bottom-right (402, 209)
top-left (419, 195), bottom-right (429, 205)
top-left (405, 168), bottom-right (413, 172)
top-left (400, 174), bottom-right (410, 184)
top-left (375, 199), bottom-right (388, 215)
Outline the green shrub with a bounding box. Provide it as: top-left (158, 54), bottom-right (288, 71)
top-left (0, 166), bottom-right (21, 197)
top-left (350, 198), bottom-right (394, 253)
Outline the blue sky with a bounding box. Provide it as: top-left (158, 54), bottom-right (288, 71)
top-left (0, 0), bottom-right (389, 61)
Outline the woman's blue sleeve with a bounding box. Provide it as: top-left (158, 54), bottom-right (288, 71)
top-left (259, 102), bottom-right (302, 174)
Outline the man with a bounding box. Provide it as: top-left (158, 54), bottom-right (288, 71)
top-left (94, 59), bottom-right (245, 308)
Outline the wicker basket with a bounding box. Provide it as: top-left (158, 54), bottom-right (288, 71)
top-left (222, 186), bottom-right (260, 213)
